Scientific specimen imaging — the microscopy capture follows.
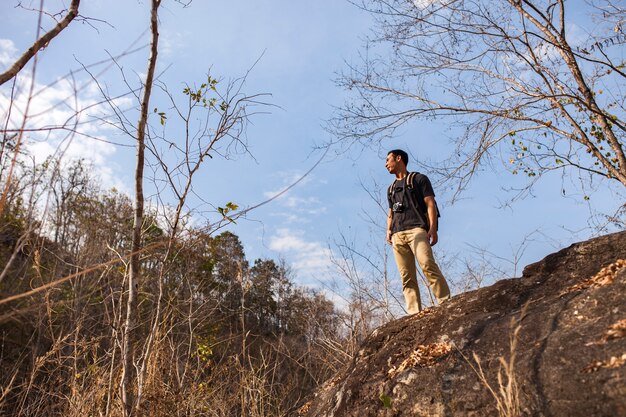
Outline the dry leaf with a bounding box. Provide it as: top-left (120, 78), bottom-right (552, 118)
top-left (388, 342), bottom-right (452, 378)
top-left (582, 353), bottom-right (626, 373)
top-left (603, 319), bottom-right (626, 342)
top-left (562, 259), bottom-right (626, 295)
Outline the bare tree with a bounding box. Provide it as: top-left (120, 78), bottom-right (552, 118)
top-left (333, 0), bottom-right (626, 200)
top-left (121, 0), bottom-right (161, 415)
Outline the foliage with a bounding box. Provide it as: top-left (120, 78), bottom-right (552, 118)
top-left (0, 156), bottom-right (348, 416)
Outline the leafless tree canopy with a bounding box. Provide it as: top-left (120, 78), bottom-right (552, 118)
top-left (333, 0), bottom-right (626, 198)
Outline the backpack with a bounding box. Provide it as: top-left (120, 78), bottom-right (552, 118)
top-left (387, 172), bottom-right (441, 230)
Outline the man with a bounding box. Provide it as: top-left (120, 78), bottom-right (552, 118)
top-left (385, 149), bottom-right (450, 314)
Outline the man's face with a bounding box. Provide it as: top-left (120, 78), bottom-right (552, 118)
top-left (385, 153), bottom-right (401, 174)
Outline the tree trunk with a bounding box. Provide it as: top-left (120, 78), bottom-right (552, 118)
top-left (120, 1), bottom-right (161, 415)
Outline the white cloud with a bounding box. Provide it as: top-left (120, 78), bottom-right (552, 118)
top-left (0, 38), bottom-right (18, 67)
top-left (0, 69), bottom-right (132, 193)
top-left (262, 172), bottom-right (327, 223)
top-left (412, 0), bottom-right (438, 9)
top-left (283, 195), bottom-right (316, 208)
top-left (161, 30), bottom-right (185, 58)
top-left (136, 72), bottom-right (147, 84)
top-left (262, 171), bottom-right (314, 199)
top-left (269, 228), bottom-right (333, 277)
top-left (282, 196), bottom-right (327, 215)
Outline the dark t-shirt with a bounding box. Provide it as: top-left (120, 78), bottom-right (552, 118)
top-left (388, 173), bottom-right (435, 234)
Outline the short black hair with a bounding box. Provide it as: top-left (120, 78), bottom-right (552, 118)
top-left (388, 149), bottom-right (408, 166)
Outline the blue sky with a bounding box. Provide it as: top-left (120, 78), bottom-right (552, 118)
top-left (1, 0), bottom-right (623, 311)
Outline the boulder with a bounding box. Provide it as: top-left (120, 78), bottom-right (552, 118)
top-left (297, 231), bottom-right (626, 417)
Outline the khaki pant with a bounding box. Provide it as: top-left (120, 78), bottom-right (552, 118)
top-left (391, 227), bottom-right (450, 314)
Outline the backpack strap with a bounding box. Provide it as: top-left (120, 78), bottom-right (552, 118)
top-left (405, 172), bottom-right (422, 209)
top-left (387, 179), bottom-right (397, 201)
top-left (406, 172), bottom-right (417, 190)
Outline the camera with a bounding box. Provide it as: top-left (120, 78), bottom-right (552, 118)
top-left (392, 202), bottom-right (405, 213)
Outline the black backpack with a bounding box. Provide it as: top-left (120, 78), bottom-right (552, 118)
top-left (387, 172), bottom-right (441, 230)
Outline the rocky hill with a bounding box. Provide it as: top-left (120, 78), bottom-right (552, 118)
top-left (297, 231), bottom-right (626, 417)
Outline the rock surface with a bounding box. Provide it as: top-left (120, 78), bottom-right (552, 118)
top-left (297, 231), bottom-right (626, 417)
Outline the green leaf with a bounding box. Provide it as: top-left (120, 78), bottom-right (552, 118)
top-left (218, 203), bottom-right (238, 224)
top-left (379, 393), bottom-right (392, 409)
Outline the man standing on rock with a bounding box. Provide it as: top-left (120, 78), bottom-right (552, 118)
top-left (386, 149), bottom-right (450, 314)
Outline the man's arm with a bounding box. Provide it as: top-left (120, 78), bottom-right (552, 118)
top-left (386, 208), bottom-right (393, 245)
top-left (424, 196), bottom-right (438, 246)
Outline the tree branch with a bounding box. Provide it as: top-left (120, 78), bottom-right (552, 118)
top-left (0, 0), bottom-right (80, 86)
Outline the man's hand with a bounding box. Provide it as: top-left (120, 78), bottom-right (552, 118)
top-left (424, 196), bottom-right (439, 246)
top-left (386, 209), bottom-right (393, 245)
top-left (428, 229), bottom-right (438, 246)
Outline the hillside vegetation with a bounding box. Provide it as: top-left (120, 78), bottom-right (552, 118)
top-left (0, 160), bottom-right (348, 416)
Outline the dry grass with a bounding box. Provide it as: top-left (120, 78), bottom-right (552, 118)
top-left (461, 306), bottom-right (527, 417)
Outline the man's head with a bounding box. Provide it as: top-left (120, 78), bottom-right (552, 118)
top-left (386, 149), bottom-right (408, 174)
